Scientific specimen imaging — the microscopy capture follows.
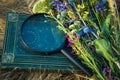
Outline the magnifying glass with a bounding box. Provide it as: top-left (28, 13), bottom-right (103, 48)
top-left (20, 13), bottom-right (93, 76)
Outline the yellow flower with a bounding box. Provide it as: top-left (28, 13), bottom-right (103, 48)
top-left (77, 4), bottom-right (81, 12)
top-left (83, 11), bottom-right (89, 19)
top-left (77, 4), bottom-right (81, 9)
top-left (84, 11), bottom-right (89, 15)
top-left (77, 4), bottom-right (85, 12)
top-left (67, 11), bottom-right (74, 18)
top-left (81, 4), bottom-right (85, 9)
top-left (77, 4), bottom-right (85, 9)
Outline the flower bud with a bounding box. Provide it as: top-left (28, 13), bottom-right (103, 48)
top-left (69, 24), bottom-right (75, 29)
top-left (74, 21), bottom-right (80, 26)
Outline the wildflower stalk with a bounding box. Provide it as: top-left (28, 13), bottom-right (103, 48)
top-left (88, 0), bottom-right (102, 31)
top-left (72, 44), bottom-right (105, 80)
top-left (108, 0), bottom-right (120, 30)
top-left (50, 12), bottom-right (69, 33)
top-left (34, 0), bottom-right (120, 79)
top-left (76, 12), bottom-right (87, 26)
top-left (51, 11), bottom-right (105, 79)
top-left (70, 2), bottom-right (87, 26)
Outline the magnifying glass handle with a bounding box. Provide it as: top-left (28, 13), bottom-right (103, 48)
top-left (61, 49), bottom-right (93, 77)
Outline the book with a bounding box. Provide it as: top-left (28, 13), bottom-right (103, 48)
top-left (1, 12), bottom-right (80, 72)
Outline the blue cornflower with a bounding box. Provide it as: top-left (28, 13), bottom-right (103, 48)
top-left (60, 2), bottom-right (66, 7)
top-left (56, 5), bottom-right (63, 11)
top-left (53, 0), bottom-right (66, 11)
top-left (96, 3), bottom-right (104, 12)
top-left (53, 0), bottom-right (59, 6)
top-left (57, 2), bottom-right (66, 11)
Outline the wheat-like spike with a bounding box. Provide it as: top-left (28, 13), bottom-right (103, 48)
top-left (108, 0), bottom-right (120, 30)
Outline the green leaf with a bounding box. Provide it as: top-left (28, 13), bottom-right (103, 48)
top-left (101, 14), bottom-right (112, 38)
top-left (93, 39), bottom-right (116, 63)
top-left (94, 39), bottom-right (117, 72)
top-left (33, 0), bottom-right (52, 13)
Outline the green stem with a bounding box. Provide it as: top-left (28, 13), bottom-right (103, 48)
top-left (76, 12), bottom-right (87, 26)
top-left (50, 11), bottom-right (105, 80)
top-left (88, 0), bottom-right (102, 31)
top-left (93, 61), bottom-right (105, 80)
top-left (50, 13), bottom-right (69, 33)
top-left (76, 45), bottom-right (105, 80)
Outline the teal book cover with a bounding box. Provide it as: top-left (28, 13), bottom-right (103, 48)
top-left (1, 12), bottom-right (80, 72)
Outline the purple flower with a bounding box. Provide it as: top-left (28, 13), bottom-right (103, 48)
top-left (67, 43), bottom-right (72, 47)
top-left (67, 39), bottom-right (72, 47)
top-left (68, 39), bottom-right (72, 43)
top-left (92, 47), bottom-right (95, 51)
top-left (60, 2), bottom-right (66, 7)
top-left (58, 2), bottom-right (66, 11)
top-left (73, 33), bottom-right (80, 39)
top-left (65, 34), bottom-right (69, 38)
top-left (56, 5), bottom-right (62, 11)
top-left (57, 5), bottom-right (65, 11)
top-left (96, 3), bottom-right (104, 12)
top-left (53, 0), bottom-right (59, 6)
top-left (109, 77), bottom-right (113, 80)
top-left (103, 68), bottom-right (106, 72)
top-left (71, 50), bottom-right (75, 55)
top-left (103, 68), bottom-right (111, 73)
top-left (53, 0), bottom-right (66, 11)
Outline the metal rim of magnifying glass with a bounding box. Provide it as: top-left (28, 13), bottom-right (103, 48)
top-left (19, 13), bottom-right (66, 55)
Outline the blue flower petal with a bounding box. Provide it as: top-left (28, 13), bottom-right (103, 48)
top-left (53, 0), bottom-right (59, 6)
top-left (96, 3), bottom-right (104, 12)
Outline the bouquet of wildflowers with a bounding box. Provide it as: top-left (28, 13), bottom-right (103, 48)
top-left (33, 0), bottom-right (120, 79)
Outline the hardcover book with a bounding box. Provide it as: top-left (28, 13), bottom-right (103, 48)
top-left (1, 12), bottom-right (80, 72)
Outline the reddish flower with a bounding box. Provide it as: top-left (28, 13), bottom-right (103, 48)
top-left (68, 39), bottom-right (72, 43)
top-left (65, 34), bottom-right (69, 38)
top-left (67, 39), bottom-right (72, 47)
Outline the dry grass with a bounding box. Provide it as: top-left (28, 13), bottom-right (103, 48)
top-left (0, 69), bottom-right (88, 80)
